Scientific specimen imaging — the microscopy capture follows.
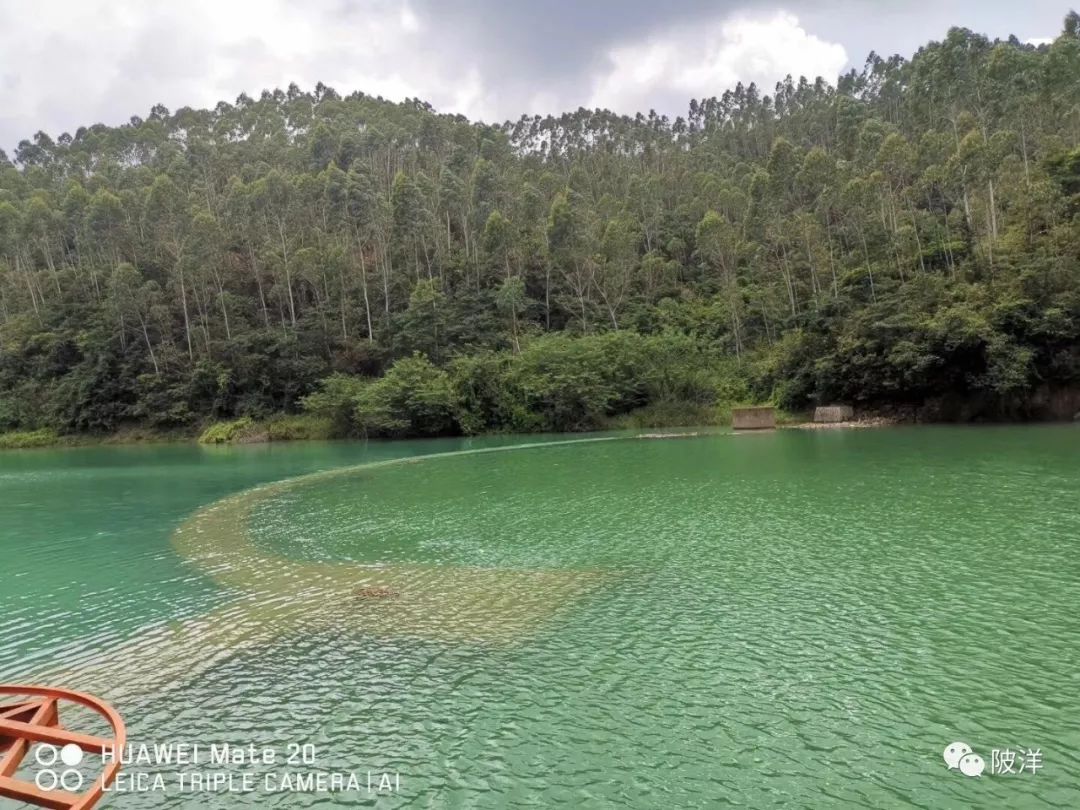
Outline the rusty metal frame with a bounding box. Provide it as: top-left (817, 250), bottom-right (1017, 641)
top-left (0, 686), bottom-right (125, 810)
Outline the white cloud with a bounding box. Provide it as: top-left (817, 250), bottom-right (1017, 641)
top-left (587, 11), bottom-right (848, 115)
top-left (0, 1), bottom-right (1069, 152)
top-left (1025, 36), bottom-right (1054, 46)
top-left (0, 0), bottom-right (492, 149)
top-left (0, 3), bottom-right (851, 151)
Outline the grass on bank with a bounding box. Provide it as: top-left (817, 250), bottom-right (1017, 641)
top-left (0, 428), bottom-right (62, 449)
top-left (605, 402), bottom-right (726, 430)
top-left (4, 405), bottom-right (791, 450)
top-left (197, 414), bottom-right (335, 444)
top-left (0, 425), bottom-right (200, 450)
top-left (606, 401), bottom-right (803, 431)
top-left (0, 416), bottom-right (339, 450)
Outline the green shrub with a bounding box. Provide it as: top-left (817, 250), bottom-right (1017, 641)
top-left (449, 351), bottom-right (533, 434)
top-left (505, 332), bottom-right (647, 431)
top-left (300, 374), bottom-right (369, 436)
top-left (354, 354), bottom-right (459, 437)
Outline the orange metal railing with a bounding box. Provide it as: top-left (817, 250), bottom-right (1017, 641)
top-left (0, 686), bottom-right (125, 810)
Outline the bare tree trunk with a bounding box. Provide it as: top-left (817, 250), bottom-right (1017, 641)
top-left (178, 264), bottom-right (194, 360)
top-left (1020, 123), bottom-right (1031, 186)
top-left (908, 203), bottom-right (926, 275)
top-left (858, 231), bottom-right (877, 303)
top-left (824, 215), bottom-right (839, 298)
top-left (987, 180), bottom-right (998, 240)
top-left (212, 269), bottom-right (231, 340)
top-left (338, 266), bottom-right (349, 341)
top-left (803, 232), bottom-right (820, 304)
top-left (278, 220), bottom-right (296, 327)
top-left (379, 237), bottom-right (392, 316)
top-left (138, 311), bottom-right (160, 375)
top-left (248, 246), bottom-right (271, 329)
top-left (358, 244), bottom-right (374, 341)
top-left (545, 262), bottom-right (551, 329)
top-left (190, 279), bottom-right (213, 353)
top-left (778, 243), bottom-right (797, 317)
top-left (16, 254), bottom-right (40, 319)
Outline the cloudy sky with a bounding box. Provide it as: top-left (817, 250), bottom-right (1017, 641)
top-left (0, 1), bottom-right (1069, 151)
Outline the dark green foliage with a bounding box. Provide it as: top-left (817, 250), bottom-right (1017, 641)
top-left (3, 17), bottom-right (1080, 436)
top-left (307, 332), bottom-right (761, 437)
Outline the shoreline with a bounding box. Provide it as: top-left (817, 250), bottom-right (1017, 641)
top-left (786, 416), bottom-right (901, 431)
top-left (3, 413), bottom-right (1078, 451)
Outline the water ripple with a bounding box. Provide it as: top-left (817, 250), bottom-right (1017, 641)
top-left (1, 428), bottom-right (1078, 807)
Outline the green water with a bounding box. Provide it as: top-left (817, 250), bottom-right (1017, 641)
top-left (2, 426), bottom-right (1079, 808)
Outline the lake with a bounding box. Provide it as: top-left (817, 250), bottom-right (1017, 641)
top-left (1, 426), bottom-right (1078, 808)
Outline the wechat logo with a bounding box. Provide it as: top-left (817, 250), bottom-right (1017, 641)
top-left (944, 741), bottom-right (985, 777)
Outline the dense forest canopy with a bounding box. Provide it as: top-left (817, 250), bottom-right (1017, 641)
top-left (2, 15), bottom-right (1080, 437)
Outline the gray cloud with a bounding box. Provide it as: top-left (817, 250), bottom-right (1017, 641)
top-left (0, 0), bottom-right (1071, 153)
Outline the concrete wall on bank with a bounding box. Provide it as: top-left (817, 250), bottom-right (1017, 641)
top-left (732, 406), bottom-right (776, 430)
top-left (814, 405), bottom-right (854, 423)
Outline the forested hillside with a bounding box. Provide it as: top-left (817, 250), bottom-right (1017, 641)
top-left (2, 16), bottom-right (1080, 438)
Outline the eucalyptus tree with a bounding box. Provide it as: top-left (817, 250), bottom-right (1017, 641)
top-left (144, 175), bottom-right (194, 358)
top-left (547, 192), bottom-right (596, 333)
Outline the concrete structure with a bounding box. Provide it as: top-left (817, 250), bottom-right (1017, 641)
top-left (814, 405), bottom-right (854, 423)
top-left (732, 406), bottom-right (776, 430)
